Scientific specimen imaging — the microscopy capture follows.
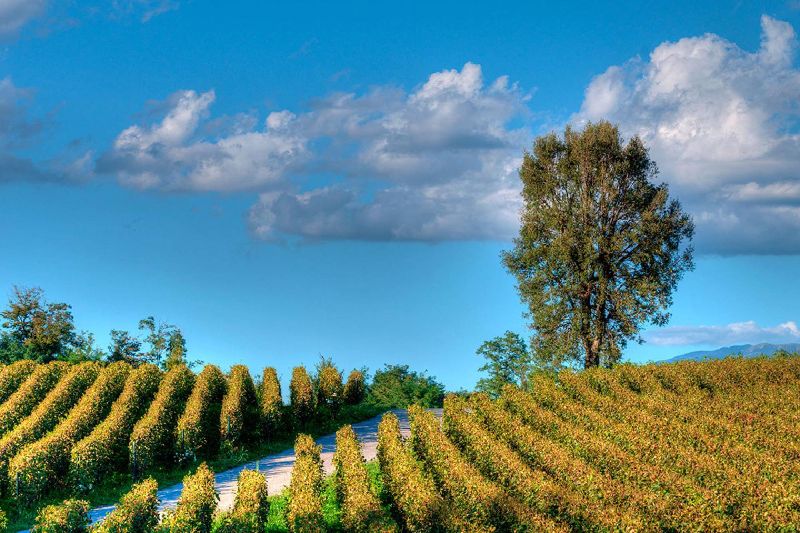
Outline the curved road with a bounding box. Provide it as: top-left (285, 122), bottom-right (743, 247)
top-left (75, 408), bottom-right (441, 528)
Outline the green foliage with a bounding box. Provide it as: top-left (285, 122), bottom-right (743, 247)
top-left (0, 359), bottom-right (38, 404)
top-left (0, 286), bottom-right (76, 363)
top-left (0, 362), bottom-right (100, 487)
top-left (342, 370), bottom-right (365, 405)
top-left (333, 424), bottom-right (396, 532)
top-left (259, 367), bottom-right (283, 440)
top-left (69, 364), bottom-right (162, 492)
top-left (215, 469), bottom-right (269, 533)
top-left (10, 362), bottom-right (130, 501)
top-left (287, 434), bottom-right (324, 533)
top-left (314, 358), bottom-right (342, 419)
top-left (93, 478), bottom-right (159, 533)
top-left (289, 367), bottom-right (314, 428)
top-left (32, 499), bottom-right (89, 533)
top-left (177, 364), bottom-right (227, 462)
top-left (107, 330), bottom-right (142, 365)
top-left (475, 331), bottom-right (534, 398)
top-left (158, 463), bottom-right (218, 533)
top-left (219, 365), bottom-right (258, 447)
top-left (369, 365), bottom-right (444, 408)
top-left (129, 365), bottom-right (195, 476)
top-left (0, 361), bottom-right (67, 437)
top-left (376, 412), bottom-right (442, 532)
top-left (504, 121), bottom-right (694, 368)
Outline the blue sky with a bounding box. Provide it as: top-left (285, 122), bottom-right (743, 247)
top-left (1, 0), bottom-right (800, 390)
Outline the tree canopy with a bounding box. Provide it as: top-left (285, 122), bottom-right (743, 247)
top-left (475, 331), bottom-right (534, 398)
top-left (504, 121), bottom-right (694, 368)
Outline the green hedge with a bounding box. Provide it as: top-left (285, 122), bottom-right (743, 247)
top-left (0, 362), bottom-right (100, 490)
top-left (129, 365), bottom-right (195, 476)
top-left (286, 434), bottom-right (324, 532)
top-left (157, 462), bottom-right (218, 533)
top-left (343, 370), bottom-right (365, 405)
top-left (334, 424), bottom-right (396, 532)
top-left (0, 361), bottom-right (68, 437)
top-left (177, 364), bottom-right (226, 462)
top-left (289, 367), bottom-right (314, 428)
top-left (69, 364), bottom-right (162, 492)
top-left (259, 367), bottom-right (283, 439)
top-left (10, 362), bottom-right (130, 501)
top-left (219, 365), bottom-right (258, 447)
top-left (93, 478), bottom-right (159, 533)
top-left (315, 362), bottom-right (342, 419)
top-left (32, 498), bottom-right (89, 533)
top-left (215, 469), bottom-right (269, 533)
top-left (0, 360), bottom-right (38, 405)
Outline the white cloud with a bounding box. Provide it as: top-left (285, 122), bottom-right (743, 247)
top-left (645, 320), bottom-right (800, 346)
top-left (0, 0), bottom-right (45, 39)
top-left (104, 63), bottom-right (530, 241)
top-left (576, 15), bottom-right (800, 254)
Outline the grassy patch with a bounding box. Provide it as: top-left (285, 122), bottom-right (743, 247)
top-left (2, 402), bottom-right (387, 531)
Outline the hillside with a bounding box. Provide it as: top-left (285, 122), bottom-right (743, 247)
top-left (664, 342), bottom-right (800, 362)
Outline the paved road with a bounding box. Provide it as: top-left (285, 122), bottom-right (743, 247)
top-left (75, 408), bottom-right (440, 528)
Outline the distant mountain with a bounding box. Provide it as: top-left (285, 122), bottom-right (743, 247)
top-left (663, 343), bottom-right (800, 363)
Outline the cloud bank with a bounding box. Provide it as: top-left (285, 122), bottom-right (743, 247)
top-left (577, 15), bottom-right (800, 255)
top-left (101, 63), bottom-right (530, 241)
top-left (645, 320), bottom-right (800, 346)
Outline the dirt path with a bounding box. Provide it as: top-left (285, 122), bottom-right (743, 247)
top-left (74, 408), bottom-right (440, 527)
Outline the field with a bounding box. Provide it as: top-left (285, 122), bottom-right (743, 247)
top-left (25, 355), bottom-right (800, 532)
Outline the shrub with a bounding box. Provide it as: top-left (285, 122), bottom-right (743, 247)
top-left (215, 469), bottom-right (269, 533)
top-left (0, 509), bottom-right (6, 531)
top-left (343, 370), bottom-right (365, 405)
top-left (0, 359), bottom-right (38, 404)
top-left (93, 478), bottom-right (159, 533)
top-left (219, 365), bottom-right (258, 447)
top-left (176, 364), bottom-right (226, 462)
top-left (10, 362), bottom-right (130, 501)
top-left (129, 365), bottom-right (195, 476)
top-left (0, 362), bottom-right (100, 489)
top-left (369, 365), bottom-right (444, 408)
top-left (0, 361), bottom-right (68, 436)
top-left (157, 462), bottom-right (218, 533)
top-left (69, 364), bottom-right (162, 492)
top-left (314, 359), bottom-right (342, 419)
top-left (289, 367), bottom-right (314, 428)
top-left (376, 412), bottom-right (442, 532)
top-left (32, 498), bottom-right (89, 533)
top-left (259, 367), bottom-right (283, 439)
top-left (286, 433), bottom-right (324, 532)
top-left (334, 424), bottom-right (396, 532)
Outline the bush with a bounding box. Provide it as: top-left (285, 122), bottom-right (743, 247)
top-left (157, 462), bottom-right (218, 533)
top-left (69, 364), bottom-right (161, 492)
top-left (0, 362), bottom-right (99, 488)
top-left (369, 365), bottom-right (444, 408)
top-left (129, 365), bottom-right (195, 476)
top-left (376, 412), bottom-right (442, 532)
top-left (176, 364), bottom-right (226, 462)
top-left (215, 469), bottom-right (269, 533)
top-left (343, 370), bottom-right (365, 405)
top-left (219, 365), bottom-right (258, 447)
top-left (0, 360), bottom-right (38, 405)
top-left (10, 362), bottom-right (130, 501)
top-left (32, 498), bottom-right (89, 533)
top-left (315, 359), bottom-right (342, 419)
top-left (93, 478), bottom-right (159, 533)
top-left (334, 424), bottom-right (396, 532)
top-left (286, 433), bottom-right (324, 532)
top-left (0, 361), bottom-right (68, 436)
top-left (259, 367), bottom-right (283, 439)
top-left (289, 367), bottom-right (314, 428)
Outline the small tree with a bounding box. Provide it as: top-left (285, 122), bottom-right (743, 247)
top-left (343, 370), bottom-right (366, 405)
top-left (315, 357), bottom-right (343, 419)
top-left (504, 122), bottom-right (694, 368)
top-left (369, 365), bottom-right (444, 408)
top-left (475, 331), bottom-right (533, 398)
top-left (0, 286), bottom-right (76, 362)
top-left (290, 366), bottom-right (314, 427)
top-left (108, 330), bottom-right (143, 365)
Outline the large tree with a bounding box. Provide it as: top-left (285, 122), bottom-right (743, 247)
top-left (503, 121), bottom-right (694, 369)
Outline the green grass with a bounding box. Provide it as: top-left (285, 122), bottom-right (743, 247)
top-left (1, 402), bottom-right (387, 532)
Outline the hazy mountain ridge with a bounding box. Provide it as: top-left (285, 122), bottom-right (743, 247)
top-left (664, 343), bottom-right (800, 363)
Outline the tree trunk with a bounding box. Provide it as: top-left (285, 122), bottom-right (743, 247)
top-left (584, 338), bottom-right (600, 368)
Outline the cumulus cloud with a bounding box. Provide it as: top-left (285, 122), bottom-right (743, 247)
top-left (103, 63), bottom-right (530, 241)
top-left (576, 15), bottom-right (800, 255)
top-left (0, 0), bottom-right (45, 39)
top-left (644, 320), bottom-right (800, 346)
